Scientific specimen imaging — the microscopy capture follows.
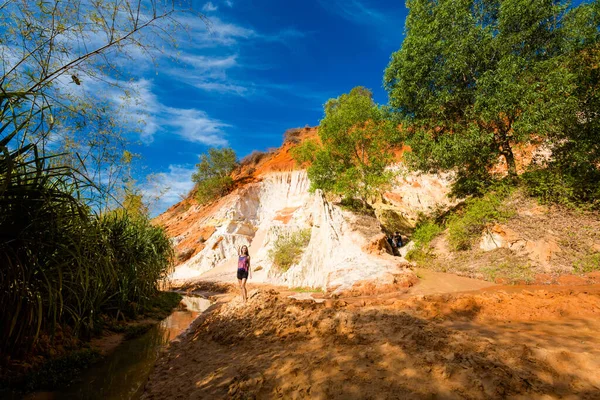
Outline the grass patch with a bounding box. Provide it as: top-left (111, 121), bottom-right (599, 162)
top-left (446, 187), bottom-right (515, 251)
top-left (480, 261), bottom-right (535, 284)
top-left (123, 323), bottom-right (155, 340)
top-left (269, 228), bottom-right (311, 272)
top-left (18, 348), bottom-right (101, 391)
top-left (406, 220), bottom-right (443, 262)
top-left (140, 291), bottom-right (183, 320)
top-left (291, 287), bottom-right (323, 293)
top-left (338, 197), bottom-right (376, 216)
top-left (574, 253), bottom-right (600, 274)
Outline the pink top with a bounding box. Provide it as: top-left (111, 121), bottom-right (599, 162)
top-left (238, 255), bottom-right (249, 271)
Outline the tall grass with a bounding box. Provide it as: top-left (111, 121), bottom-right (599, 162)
top-left (0, 128), bottom-right (173, 358)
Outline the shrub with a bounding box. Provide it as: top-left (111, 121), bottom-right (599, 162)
top-left (283, 128), bottom-right (303, 144)
top-left (522, 167), bottom-right (600, 210)
top-left (446, 188), bottom-right (514, 251)
top-left (24, 349), bottom-right (101, 391)
top-left (269, 228), bottom-right (311, 272)
top-left (378, 209), bottom-right (412, 235)
top-left (240, 150), bottom-right (269, 167)
top-left (195, 176), bottom-right (234, 204)
top-left (192, 148), bottom-right (237, 204)
top-left (406, 221), bottom-right (443, 262)
top-left (98, 212), bottom-right (175, 317)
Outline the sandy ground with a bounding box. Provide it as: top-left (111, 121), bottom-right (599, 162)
top-left (142, 277), bottom-right (600, 400)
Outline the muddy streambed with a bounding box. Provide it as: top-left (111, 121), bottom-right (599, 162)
top-left (28, 295), bottom-right (211, 400)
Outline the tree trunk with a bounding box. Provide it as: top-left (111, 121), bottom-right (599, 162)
top-left (502, 144), bottom-right (517, 178)
top-left (497, 126), bottom-right (517, 178)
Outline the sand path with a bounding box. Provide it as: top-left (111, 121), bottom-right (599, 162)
top-left (143, 281), bottom-right (600, 399)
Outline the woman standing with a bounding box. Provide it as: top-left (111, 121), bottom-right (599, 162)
top-left (237, 245), bottom-right (251, 302)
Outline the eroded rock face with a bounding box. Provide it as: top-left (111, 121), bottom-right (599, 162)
top-left (383, 166), bottom-right (456, 222)
top-left (479, 223), bottom-right (562, 266)
top-left (167, 168), bottom-right (454, 292)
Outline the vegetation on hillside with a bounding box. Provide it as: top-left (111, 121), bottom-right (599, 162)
top-left (269, 228), bottom-right (312, 272)
top-left (192, 147), bottom-right (238, 204)
top-left (384, 0), bottom-right (600, 200)
top-left (292, 87), bottom-right (400, 208)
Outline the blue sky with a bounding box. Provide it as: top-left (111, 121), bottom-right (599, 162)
top-left (134, 0), bottom-right (408, 213)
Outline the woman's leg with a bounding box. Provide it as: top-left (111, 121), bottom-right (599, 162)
top-left (238, 279), bottom-right (245, 302)
top-left (241, 278), bottom-right (248, 302)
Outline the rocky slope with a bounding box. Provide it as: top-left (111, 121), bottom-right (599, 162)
top-left (155, 127), bottom-right (454, 292)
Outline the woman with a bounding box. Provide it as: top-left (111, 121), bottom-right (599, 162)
top-left (237, 245), bottom-right (251, 302)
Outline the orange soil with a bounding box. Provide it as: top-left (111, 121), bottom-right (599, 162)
top-left (142, 284), bottom-right (600, 400)
top-left (153, 127), bottom-right (318, 259)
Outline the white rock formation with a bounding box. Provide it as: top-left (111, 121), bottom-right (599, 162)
top-left (171, 169), bottom-right (453, 291)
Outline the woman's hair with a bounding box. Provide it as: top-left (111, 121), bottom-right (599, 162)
top-left (240, 245), bottom-right (249, 256)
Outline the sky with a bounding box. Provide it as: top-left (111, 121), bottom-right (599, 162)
top-left (131, 0), bottom-right (409, 214)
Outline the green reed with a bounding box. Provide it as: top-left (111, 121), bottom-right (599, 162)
top-left (0, 128), bottom-right (174, 358)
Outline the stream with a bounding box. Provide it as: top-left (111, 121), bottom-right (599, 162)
top-left (28, 295), bottom-right (211, 400)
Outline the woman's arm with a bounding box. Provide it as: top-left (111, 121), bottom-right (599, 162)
top-left (248, 256), bottom-right (252, 279)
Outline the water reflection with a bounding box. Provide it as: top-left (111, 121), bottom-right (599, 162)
top-left (34, 295), bottom-right (210, 400)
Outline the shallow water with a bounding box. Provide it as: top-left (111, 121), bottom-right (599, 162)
top-left (28, 295), bottom-right (211, 400)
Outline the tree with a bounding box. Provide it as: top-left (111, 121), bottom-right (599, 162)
top-left (0, 0), bottom-right (200, 206)
top-left (192, 147), bottom-right (238, 203)
top-left (303, 87), bottom-right (400, 207)
top-left (384, 0), bottom-right (599, 195)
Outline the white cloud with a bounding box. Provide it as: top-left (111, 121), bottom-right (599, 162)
top-left (319, 0), bottom-right (387, 25)
top-left (175, 54), bottom-right (238, 72)
top-left (164, 107), bottom-right (229, 146)
top-left (317, 0), bottom-right (401, 46)
top-left (142, 164), bottom-right (197, 215)
top-left (90, 78), bottom-right (229, 145)
top-left (202, 2), bottom-right (218, 12)
top-left (192, 81), bottom-right (249, 96)
top-left (224, 0), bottom-right (234, 8)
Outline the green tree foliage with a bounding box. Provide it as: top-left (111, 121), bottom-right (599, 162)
top-left (290, 139), bottom-right (320, 165)
top-left (303, 87), bottom-right (400, 206)
top-left (384, 0), bottom-right (600, 196)
top-left (192, 147), bottom-right (238, 204)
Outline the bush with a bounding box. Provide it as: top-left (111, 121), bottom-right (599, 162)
top-left (406, 221), bottom-right (443, 261)
top-left (339, 196), bottom-right (376, 216)
top-left (240, 150), bottom-right (269, 167)
top-left (98, 212), bottom-right (175, 317)
top-left (192, 148), bottom-right (237, 204)
top-left (269, 228), bottom-right (311, 272)
top-left (283, 128), bottom-right (303, 144)
top-left (446, 188), bottom-right (514, 251)
top-left (24, 349), bottom-right (101, 391)
top-left (522, 167), bottom-right (600, 210)
top-left (195, 176), bottom-right (234, 204)
top-left (378, 209), bottom-right (412, 235)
